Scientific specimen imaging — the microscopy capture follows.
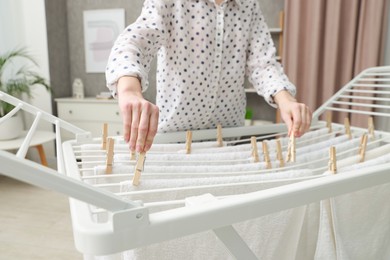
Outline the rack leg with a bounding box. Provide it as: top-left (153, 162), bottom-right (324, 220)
top-left (213, 225), bottom-right (258, 260)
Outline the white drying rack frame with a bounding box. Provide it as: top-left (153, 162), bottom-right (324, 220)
top-left (1, 66), bottom-right (390, 258)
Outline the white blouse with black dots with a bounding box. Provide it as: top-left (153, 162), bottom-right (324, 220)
top-left (106, 0), bottom-right (296, 133)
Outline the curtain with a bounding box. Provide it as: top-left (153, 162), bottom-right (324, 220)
top-left (283, 0), bottom-right (389, 127)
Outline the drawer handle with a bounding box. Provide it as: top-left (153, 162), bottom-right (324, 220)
top-left (69, 110), bottom-right (73, 114)
top-left (116, 131), bottom-right (120, 135)
top-left (116, 111), bottom-right (120, 116)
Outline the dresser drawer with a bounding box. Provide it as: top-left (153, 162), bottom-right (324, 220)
top-left (58, 102), bottom-right (121, 122)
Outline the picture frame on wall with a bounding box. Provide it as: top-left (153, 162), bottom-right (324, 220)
top-left (83, 9), bottom-right (125, 73)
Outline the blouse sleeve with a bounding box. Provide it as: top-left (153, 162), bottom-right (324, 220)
top-left (105, 0), bottom-right (170, 97)
top-left (245, 1), bottom-right (296, 108)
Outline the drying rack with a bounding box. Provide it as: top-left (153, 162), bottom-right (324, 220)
top-left (1, 66), bottom-right (390, 259)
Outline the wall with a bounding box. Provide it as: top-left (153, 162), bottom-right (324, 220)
top-left (0, 0), bottom-right (55, 166)
top-left (53, 0), bottom-right (285, 122)
top-left (45, 0), bottom-right (72, 115)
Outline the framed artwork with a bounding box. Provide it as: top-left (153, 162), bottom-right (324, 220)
top-left (83, 9), bottom-right (125, 73)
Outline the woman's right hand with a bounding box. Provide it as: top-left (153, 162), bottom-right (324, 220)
top-left (117, 76), bottom-right (159, 153)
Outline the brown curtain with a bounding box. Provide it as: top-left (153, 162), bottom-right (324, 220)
top-left (283, 0), bottom-right (389, 126)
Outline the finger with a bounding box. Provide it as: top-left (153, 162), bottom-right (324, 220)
top-left (297, 106), bottom-right (309, 136)
top-left (122, 109), bottom-right (132, 143)
top-left (291, 108), bottom-right (302, 137)
top-left (304, 107), bottom-right (313, 133)
top-left (144, 107), bottom-right (159, 152)
top-left (136, 105), bottom-right (150, 152)
top-left (129, 104), bottom-right (141, 152)
top-left (282, 113), bottom-right (293, 137)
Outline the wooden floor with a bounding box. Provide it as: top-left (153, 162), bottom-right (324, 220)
top-left (0, 175), bottom-right (82, 260)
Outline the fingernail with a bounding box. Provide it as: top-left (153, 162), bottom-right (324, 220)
top-left (136, 145), bottom-right (142, 153)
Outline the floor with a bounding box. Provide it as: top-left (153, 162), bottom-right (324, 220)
top-left (0, 175), bottom-right (83, 260)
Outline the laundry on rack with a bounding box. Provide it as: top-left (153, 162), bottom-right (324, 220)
top-left (114, 151), bottom-right (255, 165)
top-left (314, 199), bottom-right (337, 260)
top-left (77, 125), bottom-right (390, 260)
top-left (315, 173), bottom-right (390, 259)
top-left (119, 169), bottom-right (318, 260)
top-left (119, 170), bottom-right (317, 210)
top-left (327, 182), bottom-right (390, 259)
top-left (175, 128), bottom-right (333, 154)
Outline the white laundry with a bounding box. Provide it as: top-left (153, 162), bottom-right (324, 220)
top-left (82, 127), bottom-right (390, 260)
top-left (314, 195), bottom-right (337, 260)
top-left (328, 183), bottom-right (390, 260)
top-left (94, 162), bottom-right (269, 181)
top-left (114, 151), bottom-right (254, 166)
top-left (119, 169), bottom-right (318, 260)
top-left (176, 128), bottom-right (333, 154)
top-left (336, 143), bottom-right (390, 170)
top-left (150, 140), bottom-right (227, 153)
top-left (314, 151), bottom-right (390, 260)
top-left (119, 170), bottom-right (317, 209)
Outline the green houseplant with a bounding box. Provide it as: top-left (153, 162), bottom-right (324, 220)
top-left (0, 48), bottom-right (50, 140)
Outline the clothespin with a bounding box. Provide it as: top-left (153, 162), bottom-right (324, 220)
top-left (276, 139), bottom-right (284, 168)
top-left (130, 151), bottom-right (136, 161)
top-left (105, 138), bottom-right (114, 174)
top-left (344, 117), bottom-right (352, 139)
top-left (328, 146), bottom-right (337, 174)
top-left (132, 152), bottom-right (146, 186)
top-left (262, 141), bottom-right (272, 169)
top-left (217, 124), bottom-right (223, 147)
top-left (102, 123), bottom-right (108, 150)
top-left (359, 134), bottom-right (368, 163)
top-left (185, 130), bottom-right (192, 154)
top-left (368, 117), bottom-right (375, 140)
top-left (286, 134), bottom-right (296, 163)
top-left (326, 112), bottom-right (332, 133)
top-left (251, 136), bottom-right (260, 163)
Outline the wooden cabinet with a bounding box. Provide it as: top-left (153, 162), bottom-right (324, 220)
top-left (55, 97), bottom-right (122, 140)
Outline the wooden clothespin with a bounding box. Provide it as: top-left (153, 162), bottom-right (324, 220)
top-left (130, 151), bottom-right (136, 161)
top-left (368, 117), bottom-right (375, 140)
top-left (102, 123), bottom-right (108, 150)
top-left (217, 124), bottom-right (223, 147)
top-left (251, 136), bottom-right (260, 163)
top-left (286, 134), bottom-right (296, 163)
top-left (185, 130), bottom-right (192, 154)
top-left (344, 117), bottom-right (352, 139)
top-left (132, 152), bottom-right (146, 186)
top-left (326, 112), bottom-right (332, 133)
top-left (105, 138), bottom-right (114, 174)
top-left (276, 139), bottom-right (284, 168)
top-left (328, 146), bottom-right (337, 174)
top-left (359, 134), bottom-right (368, 163)
top-left (262, 141), bottom-right (272, 169)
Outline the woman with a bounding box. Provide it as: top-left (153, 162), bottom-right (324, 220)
top-left (106, 0), bottom-right (311, 153)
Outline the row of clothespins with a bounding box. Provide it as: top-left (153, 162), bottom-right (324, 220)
top-left (326, 113), bottom-right (375, 174)
top-left (184, 124), bottom-right (224, 153)
top-left (326, 113), bottom-right (375, 140)
top-left (327, 132), bottom-right (368, 174)
top-left (99, 115), bottom-right (375, 185)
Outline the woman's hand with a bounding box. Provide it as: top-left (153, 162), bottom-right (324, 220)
top-left (274, 90), bottom-right (312, 137)
top-left (117, 76), bottom-right (159, 153)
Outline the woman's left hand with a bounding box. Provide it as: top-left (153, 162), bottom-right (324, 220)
top-left (274, 90), bottom-right (312, 137)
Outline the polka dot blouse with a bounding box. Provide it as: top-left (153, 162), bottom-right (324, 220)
top-left (106, 0), bottom-right (296, 133)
